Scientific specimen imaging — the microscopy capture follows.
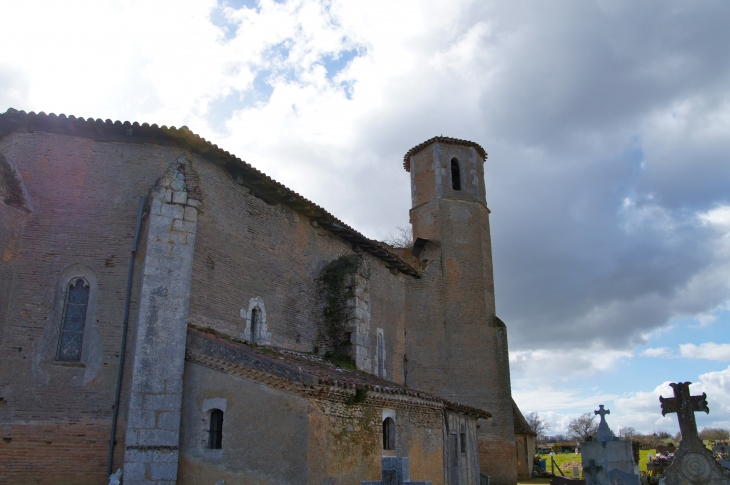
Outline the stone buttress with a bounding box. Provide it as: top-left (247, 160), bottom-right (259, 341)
top-left (123, 156), bottom-right (201, 485)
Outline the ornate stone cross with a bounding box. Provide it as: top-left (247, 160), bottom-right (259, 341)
top-left (659, 382), bottom-right (730, 485)
top-left (659, 382), bottom-right (709, 442)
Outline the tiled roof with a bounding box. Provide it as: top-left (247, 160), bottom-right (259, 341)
top-left (403, 136), bottom-right (487, 172)
top-left (512, 399), bottom-right (537, 436)
top-left (186, 326), bottom-right (492, 419)
top-left (0, 108), bottom-right (420, 278)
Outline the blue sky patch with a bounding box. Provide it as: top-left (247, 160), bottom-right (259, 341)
top-left (223, 0), bottom-right (259, 8)
top-left (207, 90), bottom-right (248, 131)
top-left (209, 4), bottom-right (240, 41)
top-left (322, 48), bottom-right (360, 80)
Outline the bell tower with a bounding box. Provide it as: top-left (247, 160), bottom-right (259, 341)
top-left (403, 137), bottom-right (517, 485)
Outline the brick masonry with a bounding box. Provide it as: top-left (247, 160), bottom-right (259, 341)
top-left (1, 121), bottom-right (523, 485)
top-left (0, 131), bottom-right (184, 484)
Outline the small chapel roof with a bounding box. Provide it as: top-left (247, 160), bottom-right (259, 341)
top-left (512, 399), bottom-right (538, 436)
top-left (402, 135), bottom-right (487, 172)
top-left (0, 108), bottom-right (420, 277)
top-left (186, 326), bottom-right (493, 420)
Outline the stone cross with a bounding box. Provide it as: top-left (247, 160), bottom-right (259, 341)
top-left (659, 382), bottom-right (708, 442)
top-left (594, 405), bottom-right (614, 442)
top-left (659, 382), bottom-right (730, 485)
top-left (594, 405), bottom-right (610, 421)
top-left (584, 459), bottom-right (603, 485)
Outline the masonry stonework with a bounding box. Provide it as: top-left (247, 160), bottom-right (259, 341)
top-left (124, 158), bottom-right (200, 485)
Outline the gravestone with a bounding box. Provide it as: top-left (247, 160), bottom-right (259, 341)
top-left (713, 445), bottom-right (730, 456)
top-left (608, 468), bottom-right (640, 485)
top-left (361, 457), bottom-right (432, 485)
top-left (659, 382), bottom-right (730, 485)
top-left (581, 406), bottom-right (640, 485)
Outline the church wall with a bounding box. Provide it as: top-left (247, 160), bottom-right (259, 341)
top-left (306, 399), bottom-right (445, 485)
top-left (0, 132), bottom-right (182, 483)
top-left (177, 362), bottom-right (309, 485)
top-left (186, 156), bottom-right (408, 381)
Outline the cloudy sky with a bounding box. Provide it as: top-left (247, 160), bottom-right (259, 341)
top-left (2, 0), bottom-right (729, 435)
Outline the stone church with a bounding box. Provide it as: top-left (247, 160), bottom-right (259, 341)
top-left (0, 108), bottom-right (535, 485)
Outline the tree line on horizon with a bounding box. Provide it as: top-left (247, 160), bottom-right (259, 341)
top-left (525, 412), bottom-right (729, 449)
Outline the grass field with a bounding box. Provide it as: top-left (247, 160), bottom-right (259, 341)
top-left (532, 449), bottom-right (657, 480)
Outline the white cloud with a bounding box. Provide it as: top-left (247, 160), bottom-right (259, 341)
top-left (680, 343), bottom-right (730, 362)
top-left (509, 346), bottom-right (633, 385)
top-left (693, 366), bottom-right (730, 423)
top-left (612, 382), bottom-right (679, 434)
top-left (641, 347), bottom-right (674, 358)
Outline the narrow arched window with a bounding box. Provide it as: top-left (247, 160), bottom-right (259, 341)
top-left (460, 423), bottom-right (467, 453)
top-left (383, 417), bottom-right (395, 450)
top-left (56, 278), bottom-right (90, 361)
top-left (377, 333), bottom-right (385, 378)
top-left (451, 158), bottom-right (461, 191)
top-left (208, 409), bottom-right (224, 449)
top-left (250, 308), bottom-right (259, 344)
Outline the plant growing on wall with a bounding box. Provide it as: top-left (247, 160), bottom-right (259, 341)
top-left (318, 254), bottom-right (363, 365)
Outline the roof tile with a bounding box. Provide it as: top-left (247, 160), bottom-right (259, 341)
top-left (403, 135), bottom-right (487, 171)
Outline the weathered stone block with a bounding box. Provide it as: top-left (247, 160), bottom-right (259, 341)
top-left (128, 409), bottom-right (156, 429)
top-left (131, 374), bottom-right (165, 394)
top-left (149, 214), bottom-right (174, 233)
top-left (172, 243), bottom-right (194, 257)
top-left (169, 279), bottom-right (191, 299)
top-left (123, 462), bottom-right (147, 481)
top-left (143, 393), bottom-right (182, 412)
top-left (137, 428), bottom-right (179, 446)
top-left (172, 219), bottom-right (196, 233)
top-left (160, 203), bottom-right (184, 220)
top-left (150, 198), bottom-right (163, 216)
top-left (165, 378), bottom-right (183, 394)
top-left (172, 191), bottom-right (187, 205)
top-left (157, 411), bottom-right (181, 430)
top-left (149, 462), bottom-right (178, 480)
top-left (164, 189), bottom-right (172, 203)
top-left (125, 449), bottom-right (155, 463)
top-left (183, 206), bottom-right (197, 221)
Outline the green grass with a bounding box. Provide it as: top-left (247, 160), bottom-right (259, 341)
top-left (639, 449), bottom-right (656, 474)
top-left (536, 453), bottom-right (583, 478)
top-left (533, 450), bottom-right (657, 479)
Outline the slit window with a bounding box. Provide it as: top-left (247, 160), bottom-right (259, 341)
top-left (250, 308), bottom-right (259, 343)
top-left (460, 423), bottom-right (466, 453)
top-left (56, 278), bottom-right (90, 361)
top-left (377, 333), bottom-right (385, 377)
top-left (208, 409), bottom-right (224, 449)
top-left (383, 417), bottom-right (395, 450)
top-left (451, 158), bottom-right (461, 191)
